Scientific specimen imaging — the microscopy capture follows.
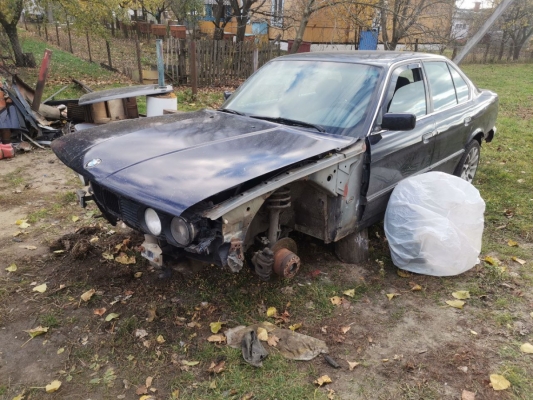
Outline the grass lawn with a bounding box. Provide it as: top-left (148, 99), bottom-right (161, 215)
top-left (1, 41), bottom-right (533, 399)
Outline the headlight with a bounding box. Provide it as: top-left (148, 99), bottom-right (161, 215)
top-left (144, 208), bottom-right (162, 235)
top-left (170, 217), bottom-right (195, 246)
top-left (78, 174), bottom-right (88, 186)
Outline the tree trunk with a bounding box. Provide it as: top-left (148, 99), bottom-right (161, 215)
top-left (498, 32), bottom-right (507, 61)
top-left (513, 41), bottom-right (522, 60)
top-left (213, 26), bottom-right (224, 40)
top-left (4, 23), bottom-right (26, 67)
top-left (290, 0), bottom-right (315, 54)
top-left (236, 16), bottom-right (247, 42)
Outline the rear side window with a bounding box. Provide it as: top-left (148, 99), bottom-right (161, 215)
top-left (424, 61), bottom-right (458, 111)
top-left (449, 66), bottom-right (469, 103)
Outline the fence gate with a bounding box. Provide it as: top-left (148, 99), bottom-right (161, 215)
top-left (359, 29), bottom-right (378, 50)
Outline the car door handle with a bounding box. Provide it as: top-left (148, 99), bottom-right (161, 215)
top-left (464, 116), bottom-right (472, 126)
top-left (422, 131), bottom-right (435, 144)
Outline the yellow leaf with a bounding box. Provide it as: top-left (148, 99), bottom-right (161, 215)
top-left (397, 269), bottom-right (410, 278)
top-left (156, 335), bottom-right (165, 344)
top-left (266, 307), bottom-right (277, 317)
top-left (446, 300), bottom-right (465, 309)
top-left (470, 330), bottom-right (478, 335)
top-left (11, 393), bottom-right (24, 400)
top-left (520, 343), bottom-right (533, 353)
top-left (57, 347), bottom-right (65, 354)
top-left (267, 334), bottom-right (280, 347)
top-left (507, 239), bottom-right (518, 247)
top-left (257, 327), bottom-right (268, 341)
top-left (343, 289), bottom-right (355, 297)
top-left (452, 291), bottom-right (470, 300)
top-left (181, 360), bottom-right (199, 366)
top-left (115, 252), bottom-right (136, 265)
top-left (102, 252), bottom-right (114, 260)
top-left (410, 283), bottom-right (422, 291)
top-left (171, 389), bottom-right (180, 399)
top-left (33, 283), bottom-right (47, 293)
top-left (105, 313), bottom-right (120, 321)
top-left (89, 237), bottom-right (99, 243)
top-left (21, 245), bottom-right (37, 250)
top-left (347, 361), bottom-right (359, 371)
top-left (24, 326), bottom-right (48, 338)
top-left (210, 321), bottom-right (224, 334)
top-left (330, 296), bottom-right (342, 305)
top-left (146, 376), bottom-right (153, 388)
top-left (15, 219), bottom-right (30, 228)
top-left (207, 334), bottom-right (226, 343)
top-left (139, 396), bottom-right (156, 400)
top-left (5, 264), bottom-right (17, 272)
top-left (289, 323), bottom-right (302, 331)
top-left (484, 256), bottom-right (499, 266)
top-left (341, 326), bottom-right (351, 334)
top-left (512, 256), bottom-right (526, 265)
top-left (72, 216), bottom-right (79, 222)
top-left (134, 272), bottom-right (143, 278)
top-left (386, 293), bottom-right (399, 301)
top-left (81, 289), bottom-right (95, 302)
top-left (53, 250), bottom-right (65, 254)
top-left (314, 375), bottom-right (332, 386)
top-left (490, 374), bottom-right (511, 390)
top-left (45, 380), bottom-right (61, 393)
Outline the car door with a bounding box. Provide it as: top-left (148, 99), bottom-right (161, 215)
top-left (422, 60), bottom-right (472, 173)
top-left (361, 62), bottom-right (436, 226)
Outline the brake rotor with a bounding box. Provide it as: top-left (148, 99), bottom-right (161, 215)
top-left (271, 238), bottom-right (300, 279)
top-left (271, 237), bottom-right (298, 254)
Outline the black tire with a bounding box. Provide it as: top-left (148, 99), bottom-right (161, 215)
top-left (454, 140), bottom-right (481, 183)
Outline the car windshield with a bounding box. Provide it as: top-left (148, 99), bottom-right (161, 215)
top-left (222, 60), bottom-right (382, 136)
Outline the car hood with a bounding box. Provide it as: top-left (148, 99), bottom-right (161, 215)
top-left (52, 109), bottom-right (354, 216)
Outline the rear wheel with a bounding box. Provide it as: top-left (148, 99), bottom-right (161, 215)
top-left (454, 140), bottom-right (481, 183)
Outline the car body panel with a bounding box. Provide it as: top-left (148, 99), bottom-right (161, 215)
top-left (78, 84), bottom-right (174, 105)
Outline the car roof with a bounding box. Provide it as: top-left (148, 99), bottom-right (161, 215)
top-left (277, 51), bottom-right (449, 67)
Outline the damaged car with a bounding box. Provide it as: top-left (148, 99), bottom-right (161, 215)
top-left (51, 52), bottom-right (498, 280)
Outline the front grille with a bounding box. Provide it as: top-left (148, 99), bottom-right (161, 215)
top-left (91, 182), bottom-right (120, 215)
top-left (120, 197), bottom-right (141, 228)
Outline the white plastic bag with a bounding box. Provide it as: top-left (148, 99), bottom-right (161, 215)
top-left (384, 171), bottom-right (485, 276)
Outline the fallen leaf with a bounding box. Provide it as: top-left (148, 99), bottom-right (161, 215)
top-left (181, 360), bottom-right (199, 366)
top-left (33, 283), bottom-right (47, 293)
top-left (21, 245), bottom-right (37, 250)
top-left (507, 239), bottom-right (518, 247)
top-left (348, 361), bottom-right (359, 370)
top-left (452, 291), bottom-right (471, 299)
top-left (135, 329), bottom-right (148, 339)
top-left (25, 326), bottom-right (48, 338)
top-left (207, 334), bottom-right (226, 343)
top-left (89, 237), bottom-right (99, 243)
top-left (11, 393), bottom-right (24, 400)
top-left (171, 389), bottom-right (180, 399)
top-left (512, 256), bottom-right (526, 265)
top-left (139, 396), bottom-right (156, 400)
top-left (314, 375), bottom-right (332, 386)
top-left (397, 269), bottom-right (410, 278)
top-left (330, 296), bottom-right (342, 305)
top-left (343, 289), bottom-right (355, 297)
top-left (57, 347), bottom-right (65, 354)
top-left (490, 374), bottom-right (510, 390)
top-left (5, 264), bottom-right (17, 272)
top-left (134, 272), bottom-right (143, 278)
top-left (146, 307), bottom-right (157, 322)
top-left (386, 293), bottom-right (399, 301)
top-left (341, 326), bottom-right (351, 334)
top-left (470, 330), bottom-right (478, 335)
top-left (94, 308), bottom-right (106, 316)
top-left (289, 323), bottom-right (302, 331)
top-left (446, 300), bottom-right (465, 309)
top-left (45, 380), bottom-right (61, 393)
top-left (156, 335), bottom-right (165, 344)
top-left (105, 313), bottom-right (120, 322)
top-left (72, 216), bottom-right (79, 222)
top-left (146, 376), bottom-right (153, 388)
top-left (410, 283), bottom-right (422, 291)
top-left (102, 252), bottom-right (114, 260)
top-left (327, 388), bottom-right (335, 400)
top-left (115, 252), bottom-right (136, 265)
top-left (266, 307), bottom-right (277, 317)
top-left (16, 219), bottom-right (30, 229)
top-left (484, 256), bottom-right (499, 266)
top-left (136, 386), bottom-right (148, 395)
top-left (143, 340), bottom-right (151, 348)
top-left (267, 334), bottom-right (280, 347)
top-left (81, 289), bottom-right (95, 302)
top-left (53, 250), bottom-right (65, 254)
top-left (207, 360), bottom-right (226, 374)
top-left (257, 327), bottom-right (268, 341)
top-left (462, 389), bottom-right (475, 400)
top-left (210, 321), bottom-right (224, 334)
top-left (520, 343), bottom-right (533, 353)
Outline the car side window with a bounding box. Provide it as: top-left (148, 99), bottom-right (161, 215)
top-left (424, 61), bottom-right (458, 111)
top-left (387, 67), bottom-right (427, 118)
top-left (449, 65), bottom-right (469, 103)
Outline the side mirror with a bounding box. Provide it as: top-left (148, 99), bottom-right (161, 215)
top-left (223, 91), bottom-right (232, 100)
top-left (381, 113), bottom-right (416, 131)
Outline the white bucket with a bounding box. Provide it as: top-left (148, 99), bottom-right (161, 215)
top-left (146, 95), bottom-right (177, 117)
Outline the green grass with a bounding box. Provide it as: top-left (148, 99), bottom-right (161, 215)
top-left (26, 209), bottom-right (49, 223)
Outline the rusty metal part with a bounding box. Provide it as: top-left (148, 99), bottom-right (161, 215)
top-left (271, 237), bottom-right (298, 254)
top-left (273, 247), bottom-right (300, 278)
top-left (267, 188), bottom-right (291, 246)
top-left (227, 238), bottom-right (244, 272)
top-left (251, 247), bottom-right (274, 281)
top-left (32, 49), bottom-right (52, 112)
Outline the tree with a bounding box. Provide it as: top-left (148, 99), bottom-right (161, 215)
top-left (0, 0), bottom-right (28, 66)
top-left (138, 0), bottom-right (172, 23)
top-left (229, 0), bottom-right (266, 42)
top-left (500, 0), bottom-right (533, 60)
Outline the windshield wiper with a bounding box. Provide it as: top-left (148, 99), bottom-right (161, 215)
top-left (249, 116), bottom-right (325, 132)
top-left (218, 108), bottom-right (245, 116)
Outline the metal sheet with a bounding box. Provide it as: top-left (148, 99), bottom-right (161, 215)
top-left (78, 84), bottom-right (173, 105)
